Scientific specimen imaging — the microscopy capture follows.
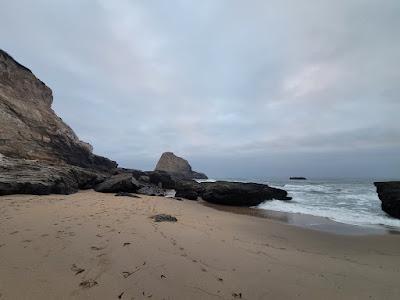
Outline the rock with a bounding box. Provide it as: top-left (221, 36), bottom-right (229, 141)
top-left (0, 154), bottom-right (105, 195)
top-left (94, 173), bottom-right (139, 193)
top-left (145, 170), bottom-right (176, 189)
top-left (201, 181), bottom-right (291, 206)
top-left (0, 49), bottom-right (116, 172)
top-left (374, 181), bottom-right (400, 219)
top-left (115, 192), bottom-right (140, 198)
top-left (151, 214), bottom-right (177, 222)
top-left (137, 184), bottom-right (166, 196)
top-left (174, 180), bottom-right (204, 200)
top-left (290, 177), bottom-right (307, 180)
top-left (154, 152), bottom-right (207, 180)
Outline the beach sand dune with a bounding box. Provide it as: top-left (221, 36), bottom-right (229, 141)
top-left (0, 190), bottom-right (399, 299)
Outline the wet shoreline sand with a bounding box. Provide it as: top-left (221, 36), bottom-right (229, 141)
top-left (1, 190), bottom-right (400, 299)
top-left (203, 202), bottom-right (400, 235)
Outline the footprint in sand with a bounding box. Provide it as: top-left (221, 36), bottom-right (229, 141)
top-left (91, 246), bottom-right (106, 251)
top-left (79, 279), bottom-right (98, 289)
top-left (71, 264), bottom-right (85, 275)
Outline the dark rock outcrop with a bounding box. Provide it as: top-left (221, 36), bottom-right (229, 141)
top-left (155, 152), bottom-right (207, 180)
top-left (145, 170), bottom-right (176, 189)
top-left (174, 180), bottom-right (204, 200)
top-left (0, 49), bottom-right (116, 172)
top-left (0, 154), bottom-right (106, 195)
top-left (374, 181), bottom-right (400, 219)
top-left (94, 173), bottom-right (139, 193)
top-left (201, 181), bottom-right (291, 206)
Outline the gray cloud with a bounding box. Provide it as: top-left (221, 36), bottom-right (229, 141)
top-left (1, 0), bottom-right (399, 178)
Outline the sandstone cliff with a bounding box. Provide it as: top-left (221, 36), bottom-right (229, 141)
top-left (155, 152), bottom-right (207, 179)
top-left (0, 49), bottom-right (116, 171)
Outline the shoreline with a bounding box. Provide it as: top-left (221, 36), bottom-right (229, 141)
top-left (203, 202), bottom-right (400, 236)
top-left (1, 190), bottom-right (400, 299)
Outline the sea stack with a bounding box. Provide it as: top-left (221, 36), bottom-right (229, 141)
top-left (374, 181), bottom-right (400, 219)
top-left (155, 152), bottom-right (207, 179)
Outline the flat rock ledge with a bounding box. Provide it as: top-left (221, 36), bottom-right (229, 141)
top-left (0, 154), bottom-right (106, 195)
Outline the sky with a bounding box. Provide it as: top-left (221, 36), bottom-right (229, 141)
top-left (1, 0), bottom-right (399, 179)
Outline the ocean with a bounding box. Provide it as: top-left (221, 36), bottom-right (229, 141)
top-left (200, 178), bottom-right (400, 230)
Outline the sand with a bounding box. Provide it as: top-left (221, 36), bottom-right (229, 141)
top-left (0, 190), bottom-right (399, 300)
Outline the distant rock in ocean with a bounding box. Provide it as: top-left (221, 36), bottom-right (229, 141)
top-left (0, 49), bottom-right (116, 171)
top-left (155, 152), bottom-right (207, 180)
top-left (374, 181), bottom-right (400, 219)
top-left (290, 177), bottom-right (307, 180)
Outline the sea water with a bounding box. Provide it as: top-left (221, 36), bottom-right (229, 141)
top-left (199, 178), bottom-right (400, 229)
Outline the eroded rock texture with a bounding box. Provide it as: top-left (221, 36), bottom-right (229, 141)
top-left (0, 49), bottom-right (116, 171)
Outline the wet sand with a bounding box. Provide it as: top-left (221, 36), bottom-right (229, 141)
top-left (1, 190), bottom-right (400, 299)
top-left (204, 202), bottom-right (400, 235)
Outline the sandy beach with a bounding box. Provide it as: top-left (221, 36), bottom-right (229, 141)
top-left (1, 190), bottom-right (400, 300)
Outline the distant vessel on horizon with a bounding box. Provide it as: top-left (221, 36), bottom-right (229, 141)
top-left (290, 177), bottom-right (307, 180)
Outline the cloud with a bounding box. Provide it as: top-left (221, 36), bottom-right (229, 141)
top-left (1, 0), bottom-right (399, 177)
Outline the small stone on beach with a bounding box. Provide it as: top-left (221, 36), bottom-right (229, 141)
top-left (151, 214), bottom-right (177, 222)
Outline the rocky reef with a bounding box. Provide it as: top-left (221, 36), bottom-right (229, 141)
top-left (155, 152), bottom-right (207, 180)
top-left (374, 181), bottom-right (400, 219)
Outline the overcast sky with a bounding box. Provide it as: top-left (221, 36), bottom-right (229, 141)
top-left (1, 0), bottom-right (399, 179)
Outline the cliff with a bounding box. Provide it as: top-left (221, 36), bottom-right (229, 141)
top-left (0, 49), bottom-right (116, 171)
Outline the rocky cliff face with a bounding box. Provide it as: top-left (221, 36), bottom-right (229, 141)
top-left (0, 49), bottom-right (116, 171)
top-left (374, 181), bottom-right (400, 219)
top-left (155, 152), bottom-right (207, 179)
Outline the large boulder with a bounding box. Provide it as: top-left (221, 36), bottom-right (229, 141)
top-left (174, 180), bottom-right (205, 200)
top-left (94, 173), bottom-right (140, 193)
top-left (145, 170), bottom-right (176, 189)
top-left (0, 49), bottom-right (116, 172)
top-left (201, 181), bottom-right (291, 206)
top-left (0, 154), bottom-right (105, 195)
top-left (374, 181), bottom-right (400, 219)
top-left (154, 152), bottom-right (207, 180)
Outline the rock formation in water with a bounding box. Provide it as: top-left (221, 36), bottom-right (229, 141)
top-left (0, 49), bottom-right (116, 171)
top-left (374, 181), bottom-right (400, 219)
top-left (154, 152), bottom-right (207, 179)
top-left (0, 49), bottom-right (116, 195)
